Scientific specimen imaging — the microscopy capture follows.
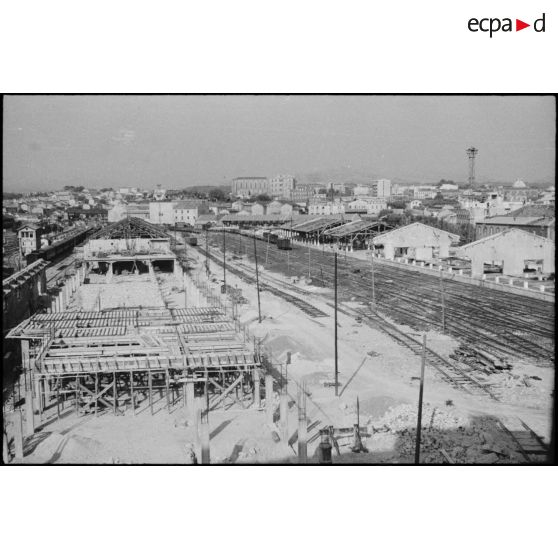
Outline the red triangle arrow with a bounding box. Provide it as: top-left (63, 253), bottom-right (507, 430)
top-left (516, 19), bottom-right (530, 31)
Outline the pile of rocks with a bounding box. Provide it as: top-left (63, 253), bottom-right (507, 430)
top-left (370, 403), bottom-right (524, 464)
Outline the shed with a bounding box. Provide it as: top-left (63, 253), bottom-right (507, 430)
top-left (457, 228), bottom-right (555, 277)
top-left (372, 222), bottom-right (459, 260)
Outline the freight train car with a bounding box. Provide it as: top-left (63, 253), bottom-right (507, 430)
top-left (277, 238), bottom-right (291, 250)
top-left (188, 236), bottom-right (198, 246)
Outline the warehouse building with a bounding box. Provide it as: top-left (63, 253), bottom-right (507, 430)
top-left (458, 228), bottom-right (555, 277)
top-left (372, 222), bottom-right (459, 260)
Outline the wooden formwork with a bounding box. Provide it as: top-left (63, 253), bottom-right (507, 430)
top-left (7, 306), bottom-right (263, 419)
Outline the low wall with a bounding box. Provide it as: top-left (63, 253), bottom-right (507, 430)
top-left (359, 255), bottom-right (555, 302)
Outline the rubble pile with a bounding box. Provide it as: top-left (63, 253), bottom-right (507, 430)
top-left (370, 403), bottom-right (524, 464)
top-left (450, 344), bottom-right (512, 374)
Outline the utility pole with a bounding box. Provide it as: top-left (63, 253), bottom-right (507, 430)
top-left (223, 227), bottom-right (226, 291)
top-left (440, 268), bottom-right (445, 334)
top-left (265, 233), bottom-right (270, 265)
top-left (253, 232), bottom-right (262, 323)
top-left (334, 252), bottom-right (339, 396)
top-left (205, 230), bottom-right (209, 276)
top-left (370, 250), bottom-right (376, 311)
top-left (414, 334), bottom-right (427, 464)
top-left (308, 243), bottom-right (311, 281)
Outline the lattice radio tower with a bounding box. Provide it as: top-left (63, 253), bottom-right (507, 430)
top-left (466, 146), bottom-right (478, 187)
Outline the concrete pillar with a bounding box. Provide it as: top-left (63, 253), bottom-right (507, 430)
top-left (482, 274), bottom-right (487, 281)
top-left (421, 262), bottom-right (425, 267)
top-left (21, 340), bottom-right (30, 371)
top-left (3, 431), bottom-right (9, 464)
top-left (509, 278), bottom-right (514, 286)
top-left (25, 388), bottom-right (35, 436)
top-left (448, 267), bottom-right (453, 273)
top-left (253, 370), bottom-right (261, 407)
top-left (280, 393), bottom-right (289, 442)
top-left (200, 409), bottom-right (210, 464)
top-left (429, 263), bottom-right (434, 269)
top-left (298, 414), bottom-right (307, 464)
top-left (12, 411), bottom-right (24, 460)
top-left (459, 269), bottom-right (463, 276)
top-left (539, 285), bottom-right (545, 292)
top-left (523, 281), bottom-right (529, 289)
top-left (265, 374), bottom-right (274, 425)
top-left (186, 382), bottom-right (195, 422)
top-left (495, 277), bottom-right (500, 284)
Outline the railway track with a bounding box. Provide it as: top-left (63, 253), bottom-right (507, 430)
top-left (497, 417), bottom-right (549, 462)
top-left (207, 232), bottom-right (554, 365)
top-left (200, 243), bottom-right (501, 401)
top-left (196, 236), bottom-right (551, 460)
top-left (200, 246), bottom-right (328, 319)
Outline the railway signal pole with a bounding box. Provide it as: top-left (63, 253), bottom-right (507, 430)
top-left (414, 334), bottom-right (427, 464)
top-left (334, 252), bottom-right (339, 396)
top-left (253, 232), bottom-right (262, 323)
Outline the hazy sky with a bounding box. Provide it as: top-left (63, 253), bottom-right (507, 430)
top-left (3, 95), bottom-right (555, 191)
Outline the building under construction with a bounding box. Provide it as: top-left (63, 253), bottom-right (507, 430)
top-left (6, 218), bottom-right (264, 425)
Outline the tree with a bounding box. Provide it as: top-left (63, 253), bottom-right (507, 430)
top-left (209, 188), bottom-right (226, 201)
top-left (255, 194), bottom-right (271, 203)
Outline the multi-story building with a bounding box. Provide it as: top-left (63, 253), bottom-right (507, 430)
top-left (149, 201), bottom-right (175, 225)
top-left (475, 205), bottom-right (555, 239)
top-left (126, 203), bottom-right (150, 221)
top-left (290, 183), bottom-right (315, 203)
top-left (308, 202), bottom-right (345, 216)
top-left (269, 175), bottom-right (295, 198)
top-left (373, 179), bottom-right (392, 198)
top-left (353, 185), bottom-right (371, 197)
top-left (18, 224), bottom-right (43, 255)
top-left (231, 177), bottom-right (269, 198)
top-left (173, 201), bottom-right (199, 226)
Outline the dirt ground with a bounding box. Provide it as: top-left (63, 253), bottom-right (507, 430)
top-left (7, 243), bottom-right (553, 464)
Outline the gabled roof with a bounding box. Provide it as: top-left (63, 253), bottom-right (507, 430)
top-left (325, 220), bottom-right (388, 238)
top-left (90, 217), bottom-right (169, 239)
top-left (372, 222), bottom-right (460, 243)
top-left (17, 223), bottom-right (42, 231)
top-left (459, 227), bottom-right (555, 252)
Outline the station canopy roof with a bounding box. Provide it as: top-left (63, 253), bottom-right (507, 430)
top-left (290, 216), bottom-right (349, 234)
top-left (220, 214), bottom-right (290, 223)
top-left (325, 220), bottom-right (388, 238)
top-left (91, 217), bottom-right (170, 239)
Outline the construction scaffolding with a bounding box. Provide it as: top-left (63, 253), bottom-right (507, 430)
top-left (6, 218), bottom-right (266, 422)
top-left (7, 306), bottom-right (264, 418)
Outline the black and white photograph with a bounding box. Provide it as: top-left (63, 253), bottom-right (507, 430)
top-left (2, 94), bottom-right (555, 465)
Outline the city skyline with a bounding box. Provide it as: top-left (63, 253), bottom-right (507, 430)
top-left (3, 95), bottom-right (556, 192)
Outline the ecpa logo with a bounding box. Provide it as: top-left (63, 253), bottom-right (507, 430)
top-left (468, 13), bottom-right (546, 37)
